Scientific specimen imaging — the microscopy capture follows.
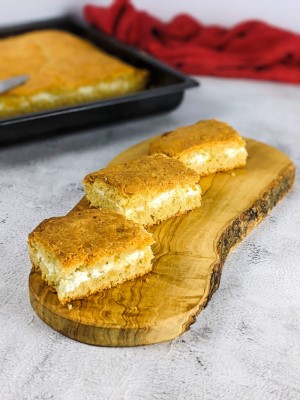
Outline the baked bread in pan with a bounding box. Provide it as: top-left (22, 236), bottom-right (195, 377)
top-left (0, 30), bottom-right (148, 118)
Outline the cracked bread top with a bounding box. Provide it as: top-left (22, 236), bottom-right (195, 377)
top-left (28, 209), bottom-right (154, 270)
top-left (149, 119), bottom-right (246, 156)
top-left (83, 154), bottom-right (200, 196)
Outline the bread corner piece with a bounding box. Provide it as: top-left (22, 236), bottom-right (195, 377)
top-left (83, 154), bottom-right (202, 227)
top-left (149, 119), bottom-right (248, 176)
top-left (28, 209), bottom-right (154, 304)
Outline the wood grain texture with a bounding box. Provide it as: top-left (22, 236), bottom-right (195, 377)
top-left (29, 138), bottom-right (295, 346)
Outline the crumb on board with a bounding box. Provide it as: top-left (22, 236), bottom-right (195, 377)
top-left (67, 304), bottom-right (73, 310)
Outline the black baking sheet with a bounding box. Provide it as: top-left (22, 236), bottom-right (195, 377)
top-left (0, 16), bottom-right (199, 145)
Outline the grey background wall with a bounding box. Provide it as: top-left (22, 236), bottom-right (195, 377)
top-left (0, 0), bottom-right (299, 32)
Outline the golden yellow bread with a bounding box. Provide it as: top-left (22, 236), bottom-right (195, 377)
top-left (28, 209), bottom-right (154, 304)
top-left (83, 153), bottom-right (202, 226)
top-left (149, 119), bottom-right (248, 176)
top-left (0, 30), bottom-right (148, 118)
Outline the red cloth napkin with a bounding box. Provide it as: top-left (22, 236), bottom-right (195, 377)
top-left (84, 0), bottom-right (300, 84)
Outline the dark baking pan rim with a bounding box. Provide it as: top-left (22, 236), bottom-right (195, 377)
top-left (0, 16), bottom-right (199, 145)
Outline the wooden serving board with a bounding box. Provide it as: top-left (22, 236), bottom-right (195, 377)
top-left (29, 138), bottom-right (295, 346)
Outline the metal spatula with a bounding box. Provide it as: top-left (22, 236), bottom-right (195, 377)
top-left (0, 75), bottom-right (29, 94)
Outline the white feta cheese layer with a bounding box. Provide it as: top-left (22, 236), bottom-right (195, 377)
top-left (31, 80), bottom-right (131, 104)
top-left (35, 249), bottom-right (146, 294)
top-left (224, 147), bottom-right (247, 159)
top-left (181, 152), bottom-right (210, 167)
top-left (124, 185), bottom-right (201, 217)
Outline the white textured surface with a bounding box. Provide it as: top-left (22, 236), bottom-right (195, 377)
top-left (0, 77), bottom-right (300, 400)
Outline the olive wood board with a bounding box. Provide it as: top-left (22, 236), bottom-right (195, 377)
top-left (29, 137), bottom-right (295, 346)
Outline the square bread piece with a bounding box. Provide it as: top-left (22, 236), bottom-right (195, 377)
top-left (0, 30), bottom-right (148, 118)
top-left (149, 119), bottom-right (248, 176)
top-left (83, 154), bottom-right (202, 227)
top-left (28, 209), bottom-right (154, 304)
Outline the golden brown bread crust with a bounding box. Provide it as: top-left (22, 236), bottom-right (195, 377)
top-left (0, 30), bottom-right (148, 116)
top-left (28, 209), bottom-right (154, 270)
top-left (83, 153), bottom-right (200, 196)
top-left (149, 119), bottom-right (246, 156)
